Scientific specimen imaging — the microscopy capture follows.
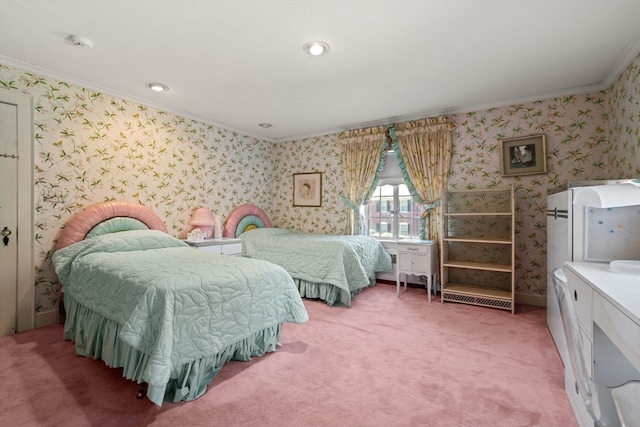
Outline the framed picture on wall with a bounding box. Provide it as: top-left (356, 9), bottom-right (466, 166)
top-left (500, 134), bottom-right (547, 176)
top-left (293, 172), bottom-right (322, 207)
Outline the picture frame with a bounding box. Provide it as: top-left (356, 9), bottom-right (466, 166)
top-left (293, 172), bottom-right (322, 207)
top-left (500, 134), bottom-right (547, 177)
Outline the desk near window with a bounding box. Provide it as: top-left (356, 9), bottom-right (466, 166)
top-left (396, 239), bottom-right (438, 302)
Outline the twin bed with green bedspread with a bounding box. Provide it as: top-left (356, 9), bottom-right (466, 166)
top-left (52, 203), bottom-right (308, 406)
top-left (241, 228), bottom-right (393, 307)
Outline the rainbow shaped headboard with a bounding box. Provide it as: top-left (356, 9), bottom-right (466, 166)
top-left (222, 204), bottom-right (272, 238)
top-left (56, 201), bottom-right (167, 250)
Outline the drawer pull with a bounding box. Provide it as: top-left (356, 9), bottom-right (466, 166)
top-left (574, 289), bottom-right (578, 302)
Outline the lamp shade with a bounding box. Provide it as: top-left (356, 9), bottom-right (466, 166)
top-left (190, 207), bottom-right (216, 238)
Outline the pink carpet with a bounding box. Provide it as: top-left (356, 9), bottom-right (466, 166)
top-left (0, 284), bottom-right (576, 426)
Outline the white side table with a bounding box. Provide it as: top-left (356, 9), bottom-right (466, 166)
top-left (396, 239), bottom-right (438, 302)
top-left (184, 238), bottom-right (242, 256)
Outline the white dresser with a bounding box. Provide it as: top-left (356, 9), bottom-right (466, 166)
top-left (184, 238), bottom-right (243, 256)
top-left (563, 262), bottom-right (640, 427)
top-left (396, 239), bottom-right (438, 301)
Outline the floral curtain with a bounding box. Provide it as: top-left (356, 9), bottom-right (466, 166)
top-left (393, 116), bottom-right (456, 242)
top-left (339, 126), bottom-right (388, 235)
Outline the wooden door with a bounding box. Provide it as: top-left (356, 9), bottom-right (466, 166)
top-left (0, 90), bottom-right (34, 336)
top-left (0, 99), bottom-right (19, 335)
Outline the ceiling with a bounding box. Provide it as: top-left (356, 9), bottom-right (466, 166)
top-left (1, 1), bottom-right (639, 142)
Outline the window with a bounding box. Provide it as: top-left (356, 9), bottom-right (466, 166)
top-left (365, 184), bottom-right (422, 239)
top-left (399, 222), bottom-right (409, 236)
top-left (363, 151), bottom-right (423, 240)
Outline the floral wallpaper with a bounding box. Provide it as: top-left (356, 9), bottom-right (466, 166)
top-left (272, 54), bottom-right (640, 304)
top-left (447, 94), bottom-right (611, 299)
top-left (446, 55), bottom-right (639, 299)
top-left (1, 64), bottom-right (276, 313)
top-left (0, 53), bottom-right (638, 317)
top-left (606, 54), bottom-right (640, 177)
top-left (272, 135), bottom-right (345, 234)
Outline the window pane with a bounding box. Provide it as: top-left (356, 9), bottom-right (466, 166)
top-left (379, 222), bottom-right (388, 237)
top-left (399, 222), bottom-right (409, 238)
top-left (399, 196), bottom-right (410, 213)
top-left (365, 182), bottom-right (423, 239)
top-left (365, 198), bottom-right (379, 214)
top-left (379, 185), bottom-right (394, 196)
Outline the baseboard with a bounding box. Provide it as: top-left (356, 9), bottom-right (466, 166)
top-left (377, 279), bottom-right (426, 289)
top-left (379, 282), bottom-right (546, 307)
top-left (35, 309), bottom-right (59, 328)
top-left (515, 292), bottom-right (546, 307)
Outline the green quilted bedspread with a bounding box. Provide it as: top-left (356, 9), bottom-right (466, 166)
top-left (53, 230), bottom-right (308, 389)
top-left (241, 228), bottom-right (393, 297)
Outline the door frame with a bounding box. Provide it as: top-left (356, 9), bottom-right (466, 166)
top-left (1, 89), bottom-right (34, 332)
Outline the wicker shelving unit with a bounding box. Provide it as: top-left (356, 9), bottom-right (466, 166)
top-left (440, 186), bottom-right (515, 313)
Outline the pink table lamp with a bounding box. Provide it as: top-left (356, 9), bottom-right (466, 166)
top-left (190, 207), bottom-right (216, 238)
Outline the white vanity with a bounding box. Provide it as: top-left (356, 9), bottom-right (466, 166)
top-left (563, 261), bottom-right (640, 427)
top-left (396, 239), bottom-right (438, 301)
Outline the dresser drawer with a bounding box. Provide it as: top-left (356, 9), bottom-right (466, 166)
top-left (185, 238), bottom-right (242, 256)
top-left (398, 244), bottom-right (431, 254)
top-left (221, 243), bottom-right (242, 256)
top-left (197, 245), bottom-right (222, 254)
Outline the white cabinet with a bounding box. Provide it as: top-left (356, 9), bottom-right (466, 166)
top-left (185, 238), bottom-right (242, 256)
top-left (566, 268), bottom-right (593, 374)
top-left (563, 262), bottom-right (640, 427)
top-left (396, 239), bottom-right (438, 302)
top-left (440, 186), bottom-right (515, 313)
top-left (564, 268), bottom-right (595, 427)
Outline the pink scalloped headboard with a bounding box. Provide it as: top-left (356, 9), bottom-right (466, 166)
top-left (56, 201), bottom-right (167, 250)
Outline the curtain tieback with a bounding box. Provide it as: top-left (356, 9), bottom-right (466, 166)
top-left (420, 200), bottom-right (441, 218)
top-left (341, 195), bottom-right (360, 211)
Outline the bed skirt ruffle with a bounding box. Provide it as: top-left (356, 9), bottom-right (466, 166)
top-left (63, 294), bottom-right (281, 406)
top-left (294, 277), bottom-right (375, 307)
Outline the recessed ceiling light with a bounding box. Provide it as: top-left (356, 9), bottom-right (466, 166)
top-left (303, 41), bottom-right (330, 56)
top-left (258, 123), bottom-right (273, 128)
top-left (146, 82), bottom-right (169, 92)
top-left (67, 34), bottom-right (93, 49)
